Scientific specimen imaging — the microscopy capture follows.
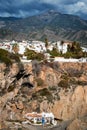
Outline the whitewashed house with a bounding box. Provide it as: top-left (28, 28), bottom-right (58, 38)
top-left (47, 44), bottom-right (53, 51)
top-left (18, 43), bottom-right (26, 55)
top-left (52, 41), bottom-right (73, 54)
top-left (81, 47), bottom-right (87, 52)
top-left (28, 41), bottom-right (46, 53)
top-left (56, 41), bottom-right (68, 54)
top-left (25, 112), bottom-right (56, 125)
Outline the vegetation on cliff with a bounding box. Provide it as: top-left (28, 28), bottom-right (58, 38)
top-left (64, 41), bottom-right (87, 58)
top-left (24, 48), bottom-right (44, 61)
top-left (47, 41), bottom-right (87, 58)
top-left (0, 48), bottom-right (20, 65)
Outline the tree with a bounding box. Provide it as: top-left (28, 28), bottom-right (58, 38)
top-left (67, 44), bottom-right (71, 52)
top-left (12, 43), bottom-right (19, 54)
top-left (66, 41), bottom-right (84, 58)
top-left (60, 40), bottom-right (64, 54)
top-left (45, 38), bottom-right (49, 48)
top-left (47, 47), bottom-right (60, 58)
top-left (72, 41), bottom-right (82, 53)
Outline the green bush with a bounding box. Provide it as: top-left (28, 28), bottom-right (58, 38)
top-left (0, 49), bottom-right (12, 65)
top-left (0, 49), bottom-right (20, 66)
top-left (66, 41), bottom-right (86, 58)
top-left (47, 47), bottom-right (60, 58)
top-left (38, 88), bottom-right (53, 102)
top-left (24, 48), bottom-right (44, 61)
top-left (76, 80), bottom-right (87, 85)
top-left (36, 78), bottom-right (44, 86)
top-left (10, 53), bottom-right (20, 62)
top-left (32, 88), bottom-right (53, 102)
top-left (58, 79), bottom-right (69, 88)
top-left (61, 73), bottom-right (69, 80)
top-left (49, 86), bottom-right (57, 91)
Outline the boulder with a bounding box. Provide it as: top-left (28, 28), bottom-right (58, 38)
top-left (67, 119), bottom-right (82, 130)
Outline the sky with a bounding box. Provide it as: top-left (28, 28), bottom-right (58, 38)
top-left (0, 0), bottom-right (87, 19)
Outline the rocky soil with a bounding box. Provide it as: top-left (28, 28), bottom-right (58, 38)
top-left (0, 61), bottom-right (87, 130)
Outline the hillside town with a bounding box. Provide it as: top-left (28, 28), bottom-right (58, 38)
top-left (0, 40), bottom-right (71, 54)
top-left (0, 40), bottom-right (87, 62)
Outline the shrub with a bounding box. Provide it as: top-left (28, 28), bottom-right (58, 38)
top-left (49, 86), bottom-right (57, 91)
top-left (10, 53), bottom-right (20, 62)
top-left (76, 80), bottom-right (87, 85)
top-left (61, 73), bottom-right (69, 80)
top-left (47, 47), bottom-right (60, 58)
top-left (58, 79), bottom-right (69, 88)
top-left (0, 48), bottom-right (20, 66)
top-left (32, 88), bottom-right (53, 102)
top-left (66, 68), bottom-right (83, 77)
top-left (24, 48), bottom-right (44, 61)
top-left (7, 85), bottom-right (15, 92)
top-left (66, 42), bottom-right (86, 59)
top-left (38, 88), bottom-right (53, 102)
top-left (36, 78), bottom-right (44, 86)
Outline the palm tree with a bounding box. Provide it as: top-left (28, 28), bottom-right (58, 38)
top-left (45, 38), bottom-right (49, 48)
top-left (61, 40), bottom-right (64, 54)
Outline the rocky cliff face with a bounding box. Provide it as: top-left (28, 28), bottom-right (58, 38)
top-left (0, 62), bottom-right (87, 129)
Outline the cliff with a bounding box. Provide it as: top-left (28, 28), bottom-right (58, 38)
top-left (0, 61), bottom-right (87, 129)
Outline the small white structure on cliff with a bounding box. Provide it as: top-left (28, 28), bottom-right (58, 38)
top-left (25, 112), bottom-right (56, 125)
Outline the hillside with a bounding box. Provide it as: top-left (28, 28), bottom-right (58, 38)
top-left (0, 10), bottom-right (87, 46)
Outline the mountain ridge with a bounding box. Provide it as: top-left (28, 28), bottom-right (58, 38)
top-left (0, 10), bottom-right (87, 47)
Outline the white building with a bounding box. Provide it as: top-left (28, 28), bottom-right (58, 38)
top-left (28, 41), bottom-right (46, 53)
top-left (17, 41), bottom-right (28, 55)
top-left (18, 44), bottom-right (26, 55)
top-left (25, 112), bottom-right (56, 125)
top-left (47, 44), bottom-right (53, 51)
top-left (81, 47), bottom-right (87, 52)
top-left (56, 41), bottom-right (68, 54)
top-left (52, 41), bottom-right (73, 54)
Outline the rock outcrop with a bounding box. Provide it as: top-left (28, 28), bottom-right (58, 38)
top-left (67, 117), bottom-right (87, 130)
top-left (0, 62), bottom-right (87, 129)
top-left (51, 86), bottom-right (87, 120)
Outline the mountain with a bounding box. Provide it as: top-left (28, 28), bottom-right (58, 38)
top-left (0, 10), bottom-right (87, 47)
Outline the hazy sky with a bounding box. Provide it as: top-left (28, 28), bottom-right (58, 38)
top-left (0, 0), bottom-right (87, 19)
